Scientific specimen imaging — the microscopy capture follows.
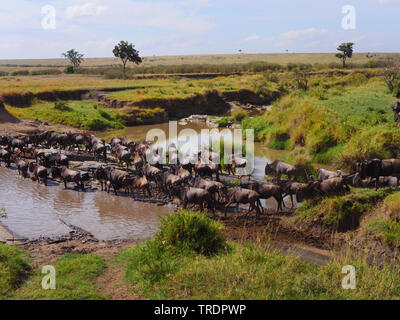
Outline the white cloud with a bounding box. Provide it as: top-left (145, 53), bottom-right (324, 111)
top-left (245, 35), bottom-right (260, 41)
top-left (63, 0), bottom-right (215, 33)
top-left (66, 2), bottom-right (108, 19)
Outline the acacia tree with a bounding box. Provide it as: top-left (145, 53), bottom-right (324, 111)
top-left (336, 42), bottom-right (354, 68)
top-left (62, 49), bottom-right (84, 72)
top-left (113, 41), bottom-right (142, 79)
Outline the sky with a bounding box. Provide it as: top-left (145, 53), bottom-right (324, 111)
top-left (0, 0), bottom-right (399, 59)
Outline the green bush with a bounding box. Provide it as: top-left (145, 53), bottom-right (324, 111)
top-left (156, 210), bottom-right (227, 256)
top-left (54, 101), bottom-right (71, 111)
top-left (65, 66), bottom-right (75, 74)
top-left (0, 244), bottom-right (31, 297)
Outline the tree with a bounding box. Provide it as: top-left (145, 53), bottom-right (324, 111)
top-left (113, 41), bottom-right (142, 79)
top-left (336, 42), bottom-right (354, 68)
top-left (62, 49), bottom-right (84, 72)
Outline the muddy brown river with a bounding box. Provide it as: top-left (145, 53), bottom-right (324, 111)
top-left (0, 122), bottom-right (290, 241)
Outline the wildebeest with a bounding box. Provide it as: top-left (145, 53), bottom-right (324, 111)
top-left (265, 160), bottom-right (298, 181)
top-left (40, 152), bottom-right (69, 168)
top-left (106, 168), bottom-right (131, 195)
top-left (317, 168), bottom-right (345, 182)
top-left (370, 176), bottom-right (399, 189)
top-left (94, 167), bottom-right (109, 191)
top-left (130, 176), bottom-right (152, 199)
top-left (15, 158), bottom-right (29, 178)
top-left (279, 181), bottom-right (306, 208)
top-left (248, 182), bottom-right (284, 211)
top-left (28, 162), bottom-right (48, 185)
top-left (194, 160), bottom-right (220, 181)
top-left (113, 145), bottom-right (131, 167)
top-left (355, 159), bottom-right (400, 189)
top-left (162, 170), bottom-right (184, 198)
top-left (0, 148), bottom-right (11, 167)
top-left (224, 188), bottom-right (263, 218)
top-left (181, 187), bottom-right (216, 213)
top-left (60, 167), bottom-right (86, 190)
top-left (226, 155), bottom-right (248, 176)
top-left (296, 177), bottom-right (350, 202)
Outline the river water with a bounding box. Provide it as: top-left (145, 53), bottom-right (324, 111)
top-left (0, 122), bottom-right (290, 241)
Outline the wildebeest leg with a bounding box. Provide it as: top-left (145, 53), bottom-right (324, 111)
top-left (64, 180), bottom-right (68, 189)
top-left (146, 185), bottom-right (152, 199)
top-left (224, 197), bottom-right (234, 218)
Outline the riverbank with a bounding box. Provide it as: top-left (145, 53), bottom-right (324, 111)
top-left (3, 211), bottom-right (399, 300)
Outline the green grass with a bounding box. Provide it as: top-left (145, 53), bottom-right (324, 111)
top-left (0, 244), bottom-right (31, 299)
top-left (7, 100), bottom-right (125, 131)
top-left (13, 253), bottom-right (106, 300)
top-left (115, 212), bottom-right (400, 299)
top-left (296, 188), bottom-right (392, 229)
top-left (367, 218), bottom-right (400, 248)
top-left (252, 73), bottom-right (399, 167)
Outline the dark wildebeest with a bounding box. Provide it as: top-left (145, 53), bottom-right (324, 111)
top-left (265, 160), bottom-right (298, 181)
top-left (92, 141), bottom-right (107, 162)
top-left (355, 159), bottom-right (400, 190)
top-left (60, 167), bottom-right (86, 190)
top-left (248, 182), bottom-right (284, 211)
top-left (15, 158), bottom-right (29, 178)
top-left (296, 177), bottom-right (350, 202)
top-left (143, 164), bottom-right (162, 184)
top-left (181, 187), bottom-right (216, 214)
top-left (194, 160), bottom-right (220, 181)
top-left (8, 138), bottom-right (25, 153)
top-left (113, 145), bottom-right (131, 167)
top-left (342, 173), bottom-right (362, 188)
top-left (162, 170), bottom-right (184, 198)
top-left (106, 168), bottom-right (131, 195)
top-left (28, 162), bottom-right (48, 185)
top-left (94, 167), bottom-right (109, 191)
top-left (191, 176), bottom-right (226, 204)
top-left (224, 188), bottom-right (263, 218)
top-left (317, 168), bottom-right (345, 182)
top-left (0, 148), bottom-right (11, 167)
top-left (71, 133), bottom-right (90, 151)
top-left (279, 181), bottom-right (307, 208)
top-left (40, 152), bottom-right (69, 168)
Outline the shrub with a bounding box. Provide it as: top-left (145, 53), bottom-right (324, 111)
top-left (54, 101), bottom-right (72, 111)
top-left (156, 210), bottom-right (227, 256)
top-left (65, 66), bottom-right (75, 74)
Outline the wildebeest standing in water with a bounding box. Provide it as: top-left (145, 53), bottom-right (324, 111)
top-left (224, 188), bottom-right (263, 218)
top-left (180, 187), bottom-right (216, 214)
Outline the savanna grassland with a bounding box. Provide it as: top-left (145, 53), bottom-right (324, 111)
top-left (2, 53), bottom-right (400, 300)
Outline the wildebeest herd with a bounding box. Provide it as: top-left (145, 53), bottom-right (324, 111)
top-left (1, 130), bottom-right (400, 219)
